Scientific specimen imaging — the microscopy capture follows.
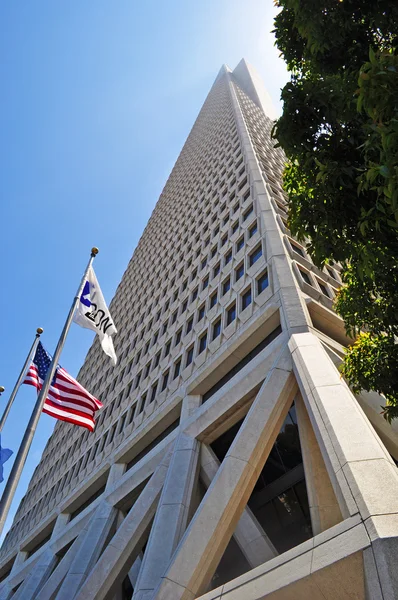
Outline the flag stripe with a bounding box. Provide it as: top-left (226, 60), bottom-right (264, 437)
top-left (23, 342), bottom-right (102, 430)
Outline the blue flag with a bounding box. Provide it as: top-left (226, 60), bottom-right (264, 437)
top-left (0, 436), bottom-right (12, 483)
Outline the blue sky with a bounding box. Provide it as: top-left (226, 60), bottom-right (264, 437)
top-left (0, 1), bottom-right (288, 539)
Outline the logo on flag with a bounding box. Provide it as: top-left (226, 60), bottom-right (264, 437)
top-left (24, 342), bottom-right (102, 431)
top-left (73, 266), bottom-right (117, 365)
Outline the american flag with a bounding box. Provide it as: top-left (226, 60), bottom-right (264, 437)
top-left (23, 342), bottom-right (102, 431)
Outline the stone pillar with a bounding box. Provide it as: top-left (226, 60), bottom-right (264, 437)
top-left (128, 555), bottom-right (142, 589)
top-left (35, 534), bottom-right (85, 600)
top-left (55, 500), bottom-right (118, 600)
top-left (152, 349), bottom-right (296, 600)
top-left (295, 394), bottom-right (342, 535)
top-left (132, 432), bottom-right (200, 600)
top-left (73, 449), bottom-right (172, 600)
top-left (200, 443), bottom-right (277, 567)
top-left (290, 332), bottom-right (398, 600)
top-left (11, 548), bottom-right (57, 600)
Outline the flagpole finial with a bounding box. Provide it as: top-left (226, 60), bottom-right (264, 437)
top-left (91, 247), bottom-right (99, 257)
top-left (36, 328), bottom-right (44, 336)
top-left (0, 387), bottom-right (4, 394)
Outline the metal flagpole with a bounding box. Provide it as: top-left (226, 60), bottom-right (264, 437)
top-left (0, 328), bottom-right (44, 433)
top-left (0, 247), bottom-right (99, 538)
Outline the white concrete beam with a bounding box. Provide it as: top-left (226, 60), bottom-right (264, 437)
top-left (152, 346), bottom-right (297, 599)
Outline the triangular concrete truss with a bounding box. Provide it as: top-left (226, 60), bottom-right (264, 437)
top-left (1, 61), bottom-right (398, 600)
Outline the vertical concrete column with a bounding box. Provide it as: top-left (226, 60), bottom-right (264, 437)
top-left (106, 463), bottom-right (126, 491)
top-left (200, 444), bottom-right (277, 567)
top-left (295, 394), bottom-right (343, 535)
top-left (34, 533), bottom-right (85, 600)
top-left (0, 585), bottom-right (13, 600)
top-left (290, 332), bottom-right (398, 600)
top-left (55, 500), bottom-right (117, 600)
top-left (73, 449), bottom-right (172, 600)
top-left (11, 548), bottom-right (57, 600)
top-left (180, 395), bottom-right (201, 423)
top-left (132, 432), bottom-right (200, 600)
top-left (52, 513), bottom-right (70, 538)
top-left (152, 349), bottom-right (296, 600)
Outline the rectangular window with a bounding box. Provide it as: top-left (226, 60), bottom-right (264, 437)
top-left (199, 332), bottom-right (208, 354)
top-left (317, 280), bottom-right (330, 297)
top-left (241, 288), bottom-right (252, 310)
top-left (191, 287), bottom-right (198, 302)
top-left (181, 299), bottom-right (188, 314)
top-left (291, 242), bottom-right (305, 257)
top-left (257, 270), bottom-right (269, 294)
top-left (249, 222), bottom-right (258, 238)
top-left (154, 351), bottom-right (161, 368)
top-left (172, 311), bottom-right (177, 324)
top-left (144, 363), bottom-right (151, 379)
top-left (134, 371), bottom-right (142, 389)
top-left (299, 269), bottom-right (312, 286)
top-left (210, 292), bottom-right (218, 308)
top-left (161, 371), bottom-right (169, 392)
top-left (232, 221), bottom-right (239, 235)
top-left (161, 322), bottom-right (168, 336)
top-left (201, 258), bottom-right (207, 270)
top-left (222, 277), bottom-right (231, 295)
top-left (150, 382), bottom-right (158, 403)
top-left (175, 329), bottom-right (182, 346)
top-left (186, 317), bottom-right (193, 334)
top-left (212, 319), bottom-right (221, 340)
top-left (236, 237), bottom-right (244, 253)
top-left (213, 262), bottom-right (220, 278)
top-left (225, 250), bottom-right (232, 265)
top-left (198, 304), bottom-right (205, 321)
top-left (164, 340), bottom-right (171, 357)
top-left (226, 303), bottom-right (236, 326)
top-left (173, 359), bottom-right (181, 379)
top-left (211, 246), bottom-right (217, 259)
top-left (202, 276), bottom-right (209, 290)
top-left (235, 263), bottom-right (244, 281)
top-left (221, 233), bottom-right (227, 246)
top-left (186, 346), bottom-right (194, 367)
top-left (243, 206), bottom-right (253, 221)
top-left (138, 394), bottom-right (146, 414)
top-left (249, 245), bottom-right (262, 266)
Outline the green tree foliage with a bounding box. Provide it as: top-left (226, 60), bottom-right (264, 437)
top-left (272, 1), bottom-right (398, 420)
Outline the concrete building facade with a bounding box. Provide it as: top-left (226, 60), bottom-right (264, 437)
top-left (1, 60), bottom-right (398, 599)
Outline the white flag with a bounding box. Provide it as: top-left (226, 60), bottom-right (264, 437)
top-left (73, 265), bottom-right (117, 365)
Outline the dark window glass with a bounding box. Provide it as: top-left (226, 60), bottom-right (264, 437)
top-left (210, 292), bottom-right (218, 308)
top-left (199, 332), bottom-right (207, 354)
top-left (291, 243), bottom-right (305, 257)
top-left (191, 287), bottom-right (198, 302)
top-left (175, 329), bottom-right (182, 346)
top-left (138, 393), bottom-right (146, 413)
top-left (249, 222), bottom-right (258, 238)
top-left (201, 258), bottom-right (207, 270)
top-left (317, 281), bottom-right (329, 297)
top-left (164, 340), bottom-right (171, 357)
top-left (198, 305), bottom-right (205, 321)
top-left (186, 346), bottom-right (194, 367)
top-left (235, 263), bottom-right (244, 281)
top-left (134, 371), bottom-right (142, 389)
top-left (222, 278), bottom-right (231, 295)
top-left (236, 237), bottom-right (244, 252)
top-left (232, 222), bottom-right (239, 235)
top-left (300, 269), bottom-right (312, 286)
top-left (181, 299), bottom-right (188, 314)
top-left (221, 234), bottom-right (227, 246)
top-left (226, 304), bottom-right (236, 325)
top-left (225, 250), bottom-right (232, 265)
top-left (243, 206), bottom-right (253, 221)
top-left (213, 263), bottom-right (220, 278)
top-left (211, 246), bottom-right (217, 258)
top-left (257, 271), bottom-right (269, 294)
top-left (186, 317), bottom-right (193, 333)
top-left (150, 382), bottom-right (158, 402)
top-left (249, 245), bottom-right (262, 266)
top-left (212, 319), bottom-right (221, 340)
top-left (161, 371), bottom-right (169, 391)
top-left (202, 276), bottom-right (209, 290)
top-left (144, 363), bottom-right (151, 378)
top-left (174, 359), bottom-right (181, 379)
top-left (241, 288), bottom-right (252, 310)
